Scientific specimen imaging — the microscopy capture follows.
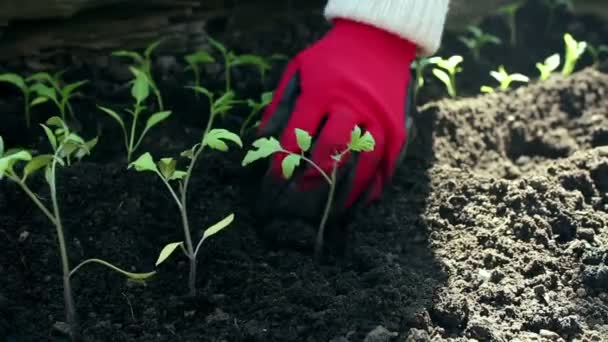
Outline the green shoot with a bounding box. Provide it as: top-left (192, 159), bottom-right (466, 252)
top-left (98, 67), bottom-right (171, 162)
top-left (0, 73), bottom-right (33, 127)
top-left (497, 1), bottom-right (525, 46)
top-left (239, 91), bottom-right (273, 136)
top-left (586, 43), bottom-right (608, 68)
top-left (130, 86), bottom-right (241, 297)
top-left (207, 37), bottom-right (272, 93)
top-left (242, 126), bottom-right (375, 262)
top-left (411, 58), bottom-right (431, 102)
top-left (0, 121), bottom-right (154, 340)
top-left (458, 26), bottom-right (502, 62)
top-left (536, 53), bottom-right (561, 80)
top-left (429, 55), bottom-right (463, 98)
top-left (184, 50), bottom-right (215, 91)
top-left (562, 33), bottom-right (587, 76)
top-left (482, 65), bottom-right (529, 93)
top-left (113, 38), bottom-right (165, 111)
top-left (27, 72), bottom-right (88, 124)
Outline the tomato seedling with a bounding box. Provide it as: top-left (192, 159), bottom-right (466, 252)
top-left (130, 86), bottom-right (241, 297)
top-left (411, 57), bottom-right (431, 102)
top-left (98, 67), bottom-right (171, 162)
top-left (429, 55), bottom-right (463, 98)
top-left (27, 71), bottom-right (88, 125)
top-left (0, 118), bottom-right (155, 340)
top-left (239, 91), bottom-right (273, 136)
top-left (481, 65), bottom-right (529, 93)
top-left (562, 33), bottom-right (587, 76)
top-left (184, 50), bottom-right (216, 93)
top-left (242, 126), bottom-right (375, 262)
top-left (536, 53), bottom-right (561, 80)
top-left (458, 26), bottom-right (502, 62)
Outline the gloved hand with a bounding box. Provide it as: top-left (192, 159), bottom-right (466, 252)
top-left (253, 18), bottom-right (418, 222)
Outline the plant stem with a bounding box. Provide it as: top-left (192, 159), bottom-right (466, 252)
top-left (314, 165), bottom-right (337, 263)
top-left (127, 106), bottom-right (140, 162)
top-left (239, 107), bottom-right (261, 137)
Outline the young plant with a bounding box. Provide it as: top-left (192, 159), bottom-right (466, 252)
top-left (184, 50), bottom-right (215, 90)
top-left (113, 39), bottom-right (165, 110)
top-left (429, 55), bottom-right (463, 98)
top-left (0, 120), bottom-right (155, 340)
top-left (207, 37), bottom-right (272, 93)
top-left (27, 72), bottom-right (88, 124)
top-left (98, 68), bottom-right (171, 162)
top-left (586, 43), bottom-right (608, 68)
top-left (130, 86), bottom-right (241, 297)
top-left (411, 57), bottom-right (431, 102)
top-left (241, 126), bottom-right (375, 262)
top-left (536, 53), bottom-right (561, 80)
top-left (497, 1), bottom-right (524, 46)
top-left (481, 65), bottom-right (529, 93)
top-left (562, 33), bottom-right (587, 76)
top-left (458, 26), bottom-right (502, 62)
top-left (239, 91), bottom-right (273, 136)
top-left (0, 73), bottom-right (34, 127)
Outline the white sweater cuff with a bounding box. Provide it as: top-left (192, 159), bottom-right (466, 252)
top-left (324, 0), bottom-right (449, 56)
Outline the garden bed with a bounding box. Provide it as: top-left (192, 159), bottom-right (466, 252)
top-left (0, 1), bottom-right (607, 341)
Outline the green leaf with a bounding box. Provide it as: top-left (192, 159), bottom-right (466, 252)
top-left (131, 68), bottom-right (150, 104)
top-left (207, 36), bottom-right (227, 55)
top-left (26, 72), bottom-right (56, 86)
top-left (241, 137), bottom-right (283, 166)
top-left (24, 154), bottom-right (54, 178)
top-left (203, 128), bottom-right (243, 151)
top-left (30, 96), bottom-right (49, 107)
top-left (212, 91), bottom-right (235, 114)
top-left (98, 106), bottom-right (126, 129)
top-left (480, 85), bottom-right (495, 93)
top-left (0, 73), bottom-right (26, 92)
top-left (144, 38), bottom-right (164, 59)
top-left (180, 144), bottom-right (200, 160)
top-left (40, 124), bottom-right (57, 151)
top-left (187, 86), bottom-right (213, 99)
top-left (0, 150), bottom-right (32, 179)
top-left (46, 116), bottom-right (66, 128)
top-left (202, 213), bottom-right (234, 242)
top-left (74, 137), bottom-right (98, 160)
top-left (231, 54), bottom-right (271, 70)
top-left (185, 51), bottom-right (215, 66)
top-left (128, 152), bottom-right (158, 173)
top-left (348, 126), bottom-right (375, 152)
top-left (261, 91), bottom-right (273, 105)
top-left (294, 128), bottom-right (312, 152)
top-left (168, 170), bottom-right (187, 181)
top-left (29, 83), bottom-right (57, 102)
top-left (61, 80), bottom-right (88, 99)
top-left (112, 50), bottom-right (144, 65)
top-left (144, 111), bottom-right (171, 132)
top-left (432, 68), bottom-right (453, 96)
top-left (155, 242), bottom-right (183, 266)
top-left (157, 157), bottom-right (176, 179)
top-left (281, 154), bottom-right (301, 179)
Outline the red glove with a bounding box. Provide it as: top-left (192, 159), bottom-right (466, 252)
top-left (254, 18), bottom-right (418, 221)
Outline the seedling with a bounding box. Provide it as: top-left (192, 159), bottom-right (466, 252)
top-left (586, 43), bottom-right (608, 68)
top-left (562, 33), bottom-right (587, 76)
top-left (27, 71), bottom-right (88, 124)
top-left (0, 73), bottom-right (34, 127)
top-left (239, 91), bottom-right (273, 136)
top-left (130, 86), bottom-right (241, 297)
top-left (184, 50), bottom-right (215, 91)
top-left (242, 126), bottom-right (375, 262)
top-left (0, 119), bottom-right (154, 340)
top-left (481, 65), bottom-right (529, 93)
top-left (429, 55), bottom-right (463, 98)
top-left (411, 58), bottom-right (431, 102)
top-left (113, 39), bottom-right (165, 110)
top-left (536, 53), bottom-right (561, 80)
top-left (207, 37), bottom-right (272, 93)
top-left (98, 67), bottom-right (171, 162)
top-left (497, 1), bottom-right (524, 46)
top-left (458, 26), bottom-right (502, 62)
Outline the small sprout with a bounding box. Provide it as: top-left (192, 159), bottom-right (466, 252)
top-left (184, 50), bottom-right (215, 91)
top-left (536, 53), bottom-right (561, 80)
top-left (562, 33), bottom-right (587, 76)
top-left (585, 43), bottom-right (608, 68)
top-left (429, 55), bottom-right (463, 98)
top-left (483, 65), bottom-right (529, 91)
top-left (130, 86), bottom-right (241, 297)
top-left (497, 1), bottom-right (525, 46)
top-left (458, 26), bottom-right (502, 62)
top-left (26, 72), bottom-right (87, 125)
top-left (113, 38), bottom-right (165, 110)
top-left (411, 58), bottom-right (431, 102)
top-left (98, 68), bottom-right (172, 162)
top-left (240, 91), bottom-right (273, 136)
top-left (242, 125), bottom-right (375, 262)
top-left (0, 123), bottom-right (154, 340)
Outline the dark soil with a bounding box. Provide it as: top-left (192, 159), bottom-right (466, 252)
top-left (1, 1), bottom-right (607, 341)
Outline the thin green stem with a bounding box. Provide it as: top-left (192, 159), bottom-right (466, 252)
top-left (294, 152), bottom-right (333, 185)
top-left (127, 105), bottom-right (140, 162)
top-left (239, 107), bottom-right (261, 137)
top-left (314, 165), bottom-right (338, 263)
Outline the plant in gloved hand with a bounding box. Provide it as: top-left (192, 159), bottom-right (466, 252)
top-left (0, 119), bottom-right (155, 340)
top-left (458, 26), bottom-right (502, 62)
top-left (98, 67), bottom-right (171, 163)
top-left (536, 53), bottom-right (561, 80)
top-left (241, 126), bottom-right (375, 262)
top-left (129, 86), bottom-right (241, 297)
top-left (480, 65), bottom-right (529, 93)
top-left (113, 38), bottom-right (165, 110)
top-left (561, 33), bottom-right (587, 76)
top-left (429, 55), bottom-right (463, 98)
